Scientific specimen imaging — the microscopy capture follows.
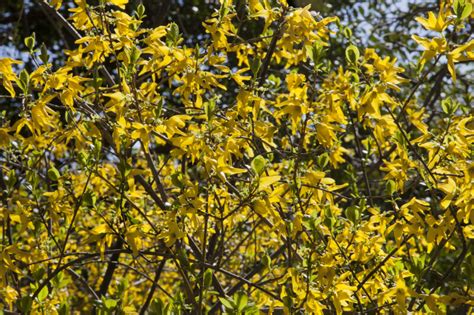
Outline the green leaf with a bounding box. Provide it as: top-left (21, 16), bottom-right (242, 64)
top-left (244, 305), bottom-right (259, 315)
top-left (460, 3), bottom-right (472, 19)
top-left (167, 23), bottom-right (180, 45)
top-left (453, 0), bottom-right (463, 13)
top-left (234, 291), bottom-right (248, 311)
top-left (441, 99), bottom-right (449, 114)
top-left (40, 44), bottom-right (49, 64)
top-left (205, 99), bottom-right (216, 122)
top-left (203, 268), bottom-right (213, 288)
top-left (441, 98), bottom-right (458, 115)
top-left (155, 98), bottom-right (164, 118)
top-left (7, 169), bottom-right (17, 189)
top-left (218, 297), bottom-right (235, 310)
top-left (251, 155), bottom-right (266, 176)
top-left (311, 42), bottom-right (325, 64)
top-left (262, 253), bottom-right (272, 270)
top-left (343, 27), bottom-right (352, 38)
top-left (386, 180), bottom-right (397, 195)
top-left (345, 44), bottom-right (360, 64)
top-left (171, 173), bottom-right (184, 189)
top-left (317, 153), bottom-right (329, 168)
top-left (177, 248), bottom-right (190, 269)
top-left (103, 298), bottom-right (118, 310)
top-left (58, 302), bottom-right (70, 315)
top-left (345, 205), bottom-right (360, 223)
top-left (18, 69), bottom-right (30, 94)
top-left (249, 57), bottom-right (261, 77)
top-left (37, 286), bottom-right (48, 302)
top-left (24, 33), bottom-right (35, 51)
top-left (323, 207), bottom-right (335, 229)
top-left (149, 298), bottom-right (166, 315)
top-left (454, 0), bottom-right (472, 19)
top-left (17, 296), bottom-right (33, 313)
top-left (33, 267), bottom-right (46, 281)
top-left (130, 45), bottom-right (141, 64)
top-left (47, 166), bottom-right (60, 181)
top-left (83, 191), bottom-right (97, 207)
top-left (136, 3), bottom-right (146, 18)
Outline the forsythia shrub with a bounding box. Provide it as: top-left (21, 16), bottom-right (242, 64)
top-left (0, 0), bottom-right (473, 313)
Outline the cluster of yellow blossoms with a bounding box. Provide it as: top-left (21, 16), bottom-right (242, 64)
top-left (0, 0), bottom-right (473, 313)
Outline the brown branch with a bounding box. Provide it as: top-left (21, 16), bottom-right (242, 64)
top-left (257, 8), bottom-right (288, 86)
top-left (209, 243), bottom-right (286, 313)
top-left (66, 268), bottom-right (99, 301)
top-left (139, 259), bottom-right (167, 315)
top-left (356, 235), bottom-right (412, 292)
top-left (98, 238), bottom-right (124, 297)
top-left (188, 236), bottom-right (226, 296)
top-left (134, 174), bottom-right (168, 210)
top-left (34, 0), bottom-right (116, 86)
top-left (143, 150), bottom-right (169, 204)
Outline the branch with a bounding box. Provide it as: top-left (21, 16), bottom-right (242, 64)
top-left (143, 149), bottom-right (169, 205)
top-left (98, 238), bottom-right (124, 297)
top-left (66, 268), bottom-right (100, 301)
top-left (34, 0), bottom-right (116, 86)
top-left (257, 8), bottom-right (288, 86)
top-left (188, 236), bottom-right (226, 296)
top-left (356, 235), bottom-right (412, 292)
top-left (139, 259), bottom-right (167, 315)
top-left (134, 174), bottom-right (168, 210)
top-left (209, 244), bottom-right (286, 313)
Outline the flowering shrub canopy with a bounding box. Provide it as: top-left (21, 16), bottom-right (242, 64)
top-left (0, 0), bottom-right (473, 313)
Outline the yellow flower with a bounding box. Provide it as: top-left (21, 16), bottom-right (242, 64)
top-left (415, 11), bottom-right (449, 32)
top-left (2, 286), bottom-right (18, 309)
top-left (0, 58), bottom-right (21, 97)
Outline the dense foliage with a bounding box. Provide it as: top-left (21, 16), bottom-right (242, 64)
top-left (0, 0), bottom-right (473, 313)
